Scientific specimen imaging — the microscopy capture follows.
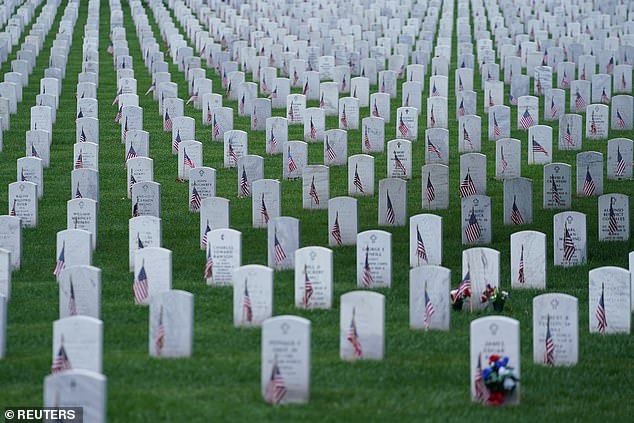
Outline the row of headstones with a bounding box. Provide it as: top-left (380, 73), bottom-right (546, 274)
top-left (0, 0), bottom-right (54, 144)
top-left (39, 273), bottom-right (632, 412)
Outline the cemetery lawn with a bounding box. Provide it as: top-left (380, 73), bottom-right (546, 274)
top-left (0, 0), bottom-right (633, 422)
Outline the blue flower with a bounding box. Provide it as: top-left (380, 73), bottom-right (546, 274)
top-left (498, 357), bottom-right (509, 367)
top-left (482, 368), bottom-right (492, 379)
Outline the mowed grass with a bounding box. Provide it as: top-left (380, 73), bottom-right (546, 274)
top-left (0, 0), bottom-right (633, 421)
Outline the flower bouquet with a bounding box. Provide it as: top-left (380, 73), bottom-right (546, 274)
top-left (450, 286), bottom-right (470, 311)
top-left (482, 355), bottom-right (519, 406)
top-left (480, 284), bottom-right (509, 312)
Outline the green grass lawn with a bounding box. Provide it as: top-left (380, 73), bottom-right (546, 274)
top-left (0, 0), bottom-right (633, 421)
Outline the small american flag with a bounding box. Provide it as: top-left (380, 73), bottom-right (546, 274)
top-left (164, 109), bottom-right (173, 131)
top-left (123, 117), bottom-right (129, 142)
top-left (261, 75), bottom-right (268, 92)
top-left (240, 167), bottom-right (250, 197)
top-left (293, 69), bottom-right (299, 85)
top-left (519, 108), bottom-right (534, 129)
top-left (340, 105), bottom-right (348, 128)
top-left (107, 42), bottom-right (113, 54)
top-left (616, 147), bottom-right (626, 176)
top-left (172, 129), bottom-right (182, 152)
top-left (243, 280), bottom-right (253, 323)
top-left (385, 191), bottom-right (396, 224)
top-left (202, 221), bottom-right (211, 247)
top-left (221, 69), bottom-right (227, 86)
top-left (132, 198), bottom-right (140, 217)
top-left (309, 176), bottom-right (320, 205)
top-left (325, 137), bottom-right (336, 162)
top-left (363, 126), bottom-right (371, 150)
top-left (372, 100), bottom-right (380, 117)
top-left (463, 125), bottom-right (473, 149)
top-left (341, 76), bottom-right (347, 92)
top-left (416, 225), bottom-right (428, 264)
top-left (431, 83), bottom-right (439, 96)
top-left (183, 148), bottom-right (195, 169)
top-left (460, 171), bottom-right (477, 197)
top-left (126, 145), bottom-right (137, 162)
top-left (550, 98), bottom-right (558, 118)
top-left (551, 176), bottom-right (561, 206)
top-left (511, 196), bottom-right (524, 225)
top-left (137, 233), bottom-right (144, 249)
top-left (429, 106), bottom-right (436, 127)
top-left (518, 245), bottom-right (525, 284)
top-left (252, 109), bottom-right (258, 130)
top-left (426, 174), bottom-right (435, 203)
top-left (493, 113), bottom-right (501, 136)
top-left (319, 93), bottom-right (325, 109)
top-left (500, 147), bottom-right (508, 173)
top-left (580, 66), bottom-right (586, 80)
top-left (114, 105), bottom-right (122, 123)
top-left (532, 137), bottom-right (549, 156)
top-left (583, 167), bottom-right (596, 196)
top-left (302, 81), bottom-right (309, 95)
top-left (264, 358), bottom-right (287, 405)
top-left (75, 150), bottom-right (83, 169)
top-left (145, 80), bottom-right (156, 95)
top-left (260, 194), bottom-right (270, 224)
top-left (206, 105), bottom-right (212, 123)
top-left (213, 115), bottom-right (220, 138)
top-left (10, 199), bottom-right (16, 217)
top-left (596, 283), bottom-right (607, 334)
top-left (393, 151), bottom-right (407, 175)
top-left (31, 144), bottom-right (39, 158)
top-left (225, 80), bottom-right (232, 97)
top-left (458, 99), bottom-right (466, 116)
top-left (129, 174), bottom-right (137, 196)
top-left (204, 246), bottom-right (214, 279)
top-left (68, 279), bottom-right (77, 316)
top-left (544, 315), bottom-right (555, 365)
top-left (303, 265), bottom-right (314, 308)
top-left (474, 353), bottom-right (488, 401)
top-left (268, 86), bottom-right (277, 99)
top-left (616, 110), bottom-right (626, 129)
top-left (288, 100), bottom-right (295, 120)
top-left (404, 93), bottom-right (410, 107)
top-left (488, 90), bottom-right (494, 107)
top-left (427, 137), bottom-right (442, 159)
top-left (239, 94), bottom-right (245, 115)
top-left (398, 115), bottom-right (409, 136)
top-left (133, 262), bottom-right (149, 304)
top-left (575, 91), bottom-right (586, 111)
top-left (269, 128), bottom-right (278, 151)
top-left (622, 73), bottom-right (627, 90)
top-left (154, 306), bottom-right (166, 356)
top-left (347, 308), bottom-right (363, 358)
top-left (362, 247), bottom-right (373, 287)
top-left (536, 78), bottom-right (542, 95)
top-left (380, 79), bottom-right (385, 93)
top-left (77, 109), bottom-right (83, 119)
top-left (186, 91), bottom-right (198, 105)
top-left (542, 50), bottom-right (549, 66)
top-left (465, 208), bottom-right (481, 242)
top-left (331, 212), bottom-right (342, 246)
top-left (509, 91), bottom-right (516, 105)
top-left (458, 75), bottom-right (463, 91)
top-left (79, 127), bottom-right (87, 143)
top-left (190, 185), bottom-right (202, 211)
top-left (423, 286), bottom-right (435, 330)
top-left (563, 224), bottom-right (575, 262)
top-left (353, 164), bottom-right (364, 193)
top-left (309, 117), bottom-right (317, 140)
top-left (273, 228), bottom-right (287, 264)
top-left (608, 198), bottom-right (619, 235)
top-left (561, 71), bottom-right (570, 88)
top-left (51, 339), bottom-right (72, 374)
top-left (287, 148), bottom-right (297, 173)
top-left (564, 123), bottom-right (574, 146)
top-left (75, 182), bottom-right (83, 199)
top-left (600, 88), bottom-right (610, 104)
top-left (112, 87), bottom-right (122, 106)
top-left (457, 268), bottom-right (472, 299)
top-left (20, 169), bottom-right (26, 182)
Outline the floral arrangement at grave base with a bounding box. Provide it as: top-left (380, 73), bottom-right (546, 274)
top-left (482, 355), bottom-right (519, 406)
top-left (480, 284), bottom-right (509, 312)
top-left (450, 287), bottom-right (471, 311)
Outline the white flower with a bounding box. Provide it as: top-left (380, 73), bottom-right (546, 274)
top-left (498, 367), bottom-right (510, 377)
top-left (503, 377), bottom-right (516, 391)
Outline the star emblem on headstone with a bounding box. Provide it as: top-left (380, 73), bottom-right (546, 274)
top-left (370, 234), bottom-right (377, 243)
top-left (281, 322), bottom-right (290, 335)
top-left (550, 299), bottom-right (559, 310)
top-left (309, 251), bottom-right (317, 260)
top-left (199, 169), bottom-right (204, 176)
top-left (489, 323), bottom-right (499, 335)
top-left (554, 165), bottom-right (560, 172)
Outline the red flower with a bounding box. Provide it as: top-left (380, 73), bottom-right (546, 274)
top-left (487, 391), bottom-right (505, 406)
top-left (488, 354), bottom-right (500, 363)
